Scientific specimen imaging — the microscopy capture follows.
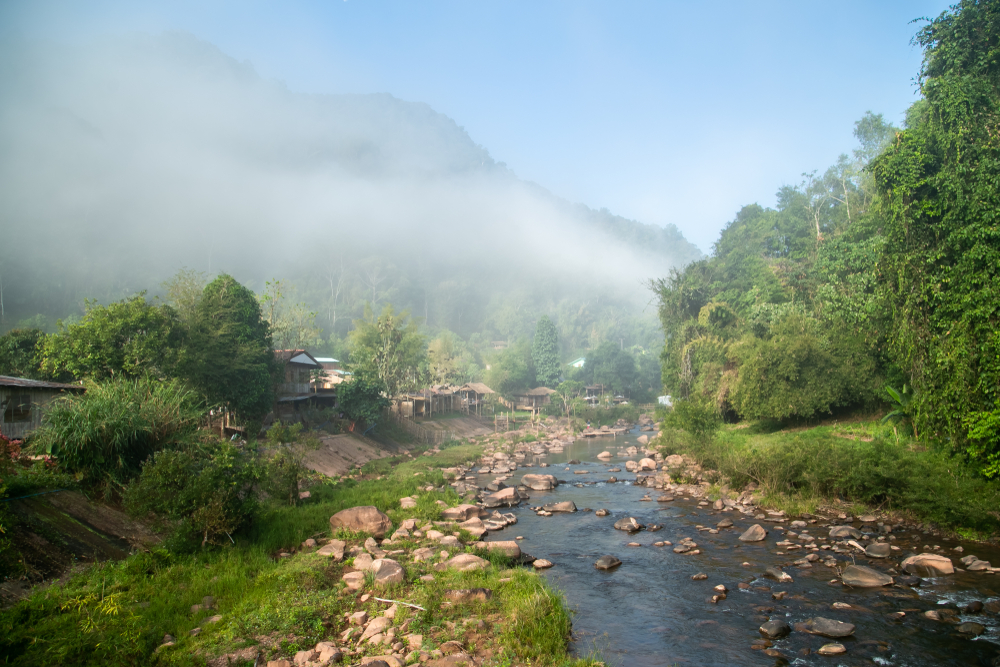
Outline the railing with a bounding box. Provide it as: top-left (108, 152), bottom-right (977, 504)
top-left (384, 411), bottom-right (457, 445)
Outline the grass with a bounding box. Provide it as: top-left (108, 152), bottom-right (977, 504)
top-left (659, 419), bottom-right (1000, 536)
top-left (0, 441), bottom-right (596, 667)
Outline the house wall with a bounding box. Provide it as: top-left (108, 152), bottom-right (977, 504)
top-left (0, 387), bottom-right (66, 439)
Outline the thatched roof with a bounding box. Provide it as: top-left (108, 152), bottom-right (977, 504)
top-left (517, 386), bottom-right (558, 396)
top-left (460, 382), bottom-right (495, 395)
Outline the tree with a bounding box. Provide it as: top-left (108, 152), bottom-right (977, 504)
top-left (553, 380), bottom-right (584, 418)
top-left (532, 315), bottom-right (560, 387)
top-left (178, 274), bottom-right (276, 430)
top-left (337, 369), bottom-right (391, 428)
top-left (348, 303), bottom-right (426, 397)
top-left (258, 279), bottom-right (323, 351)
top-left (0, 328), bottom-right (45, 378)
top-left (484, 338), bottom-right (535, 398)
top-left (39, 295), bottom-right (181, 381)
top-left (162, 268), bottom-right (208, 324)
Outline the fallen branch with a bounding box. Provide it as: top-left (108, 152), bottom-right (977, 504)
top-left (374, 597), bottom-right (426, 611)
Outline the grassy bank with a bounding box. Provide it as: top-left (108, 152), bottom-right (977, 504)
top-left (657, 419), bottom-right (1000, 540)
top-left (0, 441), bottom-right (592, 667)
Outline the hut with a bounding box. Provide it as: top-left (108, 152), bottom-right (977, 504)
top-left (391, 385), bottom-right (458, 419)
top-left (458, 382), bottom-right (495, 417)
top-left (0, 376), bottom-right (85, 440)
top-left (273, 350), bottom-right (335, 421)
top-left (512, 386), bottom-right (558, 413)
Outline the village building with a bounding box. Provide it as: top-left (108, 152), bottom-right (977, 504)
top-left (0, 376), bottom-right (85, 440)
top-left (458, 382), bottom-right (495, 417)
top-left (313, 357), bottom-right (350, 391)
top-left (392, 385), bottom-right (459, 419)
top-left (568, 357), bottom-right (586, 369)
top-left (273, 350), bottom-right (335, 422)
top-left (511, 386), bottom-right (557, 413)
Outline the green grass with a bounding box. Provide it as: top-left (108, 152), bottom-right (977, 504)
top-left (660, 419), bottom-right (1000, 535)
top-left (0, 441), bottom-right (595, 667)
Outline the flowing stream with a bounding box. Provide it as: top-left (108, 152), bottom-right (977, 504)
top-left (478, 429), bottom-right (1000, 667)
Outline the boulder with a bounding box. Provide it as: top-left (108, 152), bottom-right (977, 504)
top-left (765, 567), bottom-right (793, 583)
top-left (841, 564), bottom-right (893, 587)
top-left (330, 506), bottom-right (392, 538)
top-left (864, 543), bottom-right (892, 558)
top-left (716, 518), bottom-right (733, 528)
top-left (360, 616), bottom-right (393, 642)
top-left (637, 434), bottom-right (649, 446)
top-left (594, 555), bottom-right (622, 570)
top-left (445, 588), bottom-right (492, 602)
top-left (958, 622), bottom-right (986, 636)
top-left (294, 649), bottom-right (319, 665)
top-left (399, 497), bottom-right (417, 509)
top-left (441, 504), bottom-right (483, 521)
top-left (817, 644), bottom-right (847, 656)
top-left (354, 553), bottom-right (374, 571)
top-left (665, 454), bottom-right (684, 466)
top-left (759, 620), bottom-right (791, 639)
top-left (542, 501), bottom-right (577, 513)
top-left (624, 460), bottom-right (639, 472)
top-left (803, 617), bottom-right (855, 638)
top-left (739, 524), bottom-right (767, 542)
top-left (362, 658), bottom-right (400, 667)
top-left (342, 571), bottom-right (365, 590)
top-left (595, 509), bottom-right (610, 517)
top-left (597, 451), bottom-right (612, 459)
top-left (521, 474), bottom-right (558, 491)
top-left (901, 553), bottom-right (954, 577)
top-left (533, 559), bottom-right (554, 569)
top-left (483, 487), bottom-right (520, 508)
top-left (437, 553), bottom-right (489, 572)
top-left (457, 517), bottom-right (486, 538)
top-left (317, 539), bottom-right (346, 560)
top-left (482, 540), bottom-right (521, 558)
top-left (638, 458), bottom-right (657, 471)
top-left (829, 526), bottom-right (862, 539)
top-left (613, 517), bottom-right (644, 532)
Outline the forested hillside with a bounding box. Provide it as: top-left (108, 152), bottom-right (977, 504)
top-left (0, 32), bottom-right (700, 360)
top-left (654, 0), bottom-right (1000, 477)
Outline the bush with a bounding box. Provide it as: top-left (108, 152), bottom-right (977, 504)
top-left (32, 377), bottom-right (203, 493)
top-left (664, 398), bottom-right (719, 442)
top-left (124, 439), bottom-right (260, 549)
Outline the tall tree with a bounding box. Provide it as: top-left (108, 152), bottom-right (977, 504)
top-left (348, 303), bottom-right (426, 397)
top-left (0, 328), bottom-right (45, 379)
top-left (531, 315), bottom-right (560, 387)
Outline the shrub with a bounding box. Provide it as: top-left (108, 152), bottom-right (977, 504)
top-left (33, 376), bottom-right (203, 493)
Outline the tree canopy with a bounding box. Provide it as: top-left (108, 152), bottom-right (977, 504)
top-left (531, 315), bottom-right (560, 387)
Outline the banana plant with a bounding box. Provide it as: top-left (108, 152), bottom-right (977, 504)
top-left (881, 384), bottom-right (918, 440)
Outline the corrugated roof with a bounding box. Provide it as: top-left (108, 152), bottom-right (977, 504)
top-left (0, 376), bottom-right (85, 391)
top-left (274, 349), bottom-right (322, 368)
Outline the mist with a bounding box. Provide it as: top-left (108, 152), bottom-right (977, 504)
top-left (0, 32), bottom-right (700, 348)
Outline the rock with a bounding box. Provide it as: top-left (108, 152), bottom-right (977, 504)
top-left (594, 555), bottom-right (622, 570)
top-left (482, 541), bottom-right (521, 558)
top-left (441, 504), bottom-right (483, 521)
top-left (965, 601), bottom-right (984, 613)
top-left (716, 518), bottom-right (733, 528)
top-left (542, 501), bottom-right (577, 513)
top-left (625, 460), bottom-right (639, 472)
top-left (958, 622), bottom-right (986, 636)
top-left (665, 454), bottom-right (684, 466)
top-left (595, 509), bottom-right (610, 517)
top-left (437, 553), bottom-right (489, 572)
top-left (841, 564), bottom-right (893, 587)
top-left (967, 559), bottom-right (992, 571)
top-left (896, 575), bottom-right (922, 587)
top-left (803, 617), bottom-right (855, 638)
top-left (438, 535), bottom-right (462, 548)
top-left (533, 559), bottom-right (554, 569)
top-left (739, 524), bottom-right (767, 542)
top-left (520, 474), bottom-right (558, 491)
top-left (613, 517), bottom-right (644, 532)
top-left (765, 567), bottom-right (793, 583)
top-left (457, 518), bottom-right (486, 538)
top-left (412, 547), bottom-right (435, 562)
top-left (354, 553), bottom-right (374, 571)
top-left (901, 553), bottom-right (954, 577)
top-left (865, 543), bottom-right (891, 558)
top-left (371, 559), bottom-right (404, 587)
top-left (267, 661), bottom-right (292, 667)
top-left (597, 451), bottom-right (612, 459)
top-left (342, 571), bottom-right (366, 590)
top-left (638, 457), bottom-right (657, 470)
top-left (360, 616), bottom-right (393, 642)
top-left (294, 649), bottom-right (319, 665)
top-left (362, 658), bottom-right (401, 667)
top-left (817, 644), bottom-right (847, 656)
top-left (330, 506), bottom-right (392, 538)
top-left (400, 497), bottom-right (417, 509)
top-left (759, 620), bottom-right (791, 639)
top-left (691, 573), bottom-right (708, 580)
top-left (637, 435), bottom-right (649, 445)
top-left (713, 499), bottom-right (724, 510)
top-left (483, 487), bottom-right (520, 508)
top-left (829, 526), bottom-right (862, 539)
top-left (858, 514), bottom-right (876, 523)
top-left (445, 588), bottom-right (493, 602)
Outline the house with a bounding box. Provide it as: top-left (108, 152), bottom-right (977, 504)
top-left (512, 386), bottom-right (557, 412)
top-left (458, 382), bottom-right (495, 417)
top-left (392, 385), bottom-right (459, 419)
top-left (274, 350), bottom-right (323, 396)
top-left (0, 376), bottom-right (85, 440)
top-left (313, 357), bottom-right (351, 391)
top-left (568, 357), bottom-right (586, 369)
top-left (584, 384), bottom-right (607, 404)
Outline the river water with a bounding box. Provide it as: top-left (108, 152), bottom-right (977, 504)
top-left (480, 429), bottom-right (1000, 667)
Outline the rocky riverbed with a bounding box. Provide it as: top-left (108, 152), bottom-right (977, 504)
top-left (462, 422), bottom-right (1000, 666)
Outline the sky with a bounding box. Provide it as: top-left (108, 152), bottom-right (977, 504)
top-left (1, 0), bottom-right (952, 253)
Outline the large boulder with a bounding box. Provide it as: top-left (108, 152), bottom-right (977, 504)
top-left (521, 474), bottom-right (558, 491)
top-left (865, 543), bottom-right (892, 558)
top-left (638, 458), bottom-right (657, 471)
top-left (483, 488), bottom-right (520, 508)
top-left (436, 553), bottom-right (489, 572)
top-left (330, 506), bottom-right (392, 538)
top-left (594, 555), bottom-right (622, 570)
top-left (739, 524), bottom-right (767, 542)
top-left (829, 526), bottom-right (862, 539)
top-left (613, 517), bottom-right (644, 532)
top-left (901, 553), bottom-right (954, 577)
top-left (664, 454), bottom-right (684, 466)
top-left (637, 435), bottom-right (649, 446)
top-left (759, 620), bottom-right (791, 639)
top-left (481, 540), bottom-right (521, 558)
top-left (442, 504), bottom-right (483, 521)
top-left (802, 617), bottom-right (855, 639)
top-left (542, 501), bottom-right (577, 513)
top-left (841, 564), bottom-right (893, 587)
top-left (458, 517), bottom-right (487, 538)
top-left (371, 559), bottom-right (405, 587)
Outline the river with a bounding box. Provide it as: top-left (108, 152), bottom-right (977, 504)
top-left (479, 428), bottom-right (1000, 667)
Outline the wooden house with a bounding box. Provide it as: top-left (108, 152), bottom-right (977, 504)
top-left (512, 387), bottom-right (557, 412)
top-left (275, 350), bottom-right (323, 397)
top-left (0, 376), bottom-right (85, 440)
top-left (313, 357), bottom-right (350, 391)
top-left (392, 385), bottom-right (458, 419)
top-left (458, 382), bottom-right (495, 417)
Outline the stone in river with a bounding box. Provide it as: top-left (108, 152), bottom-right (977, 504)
top-left (717, 518), bottom-right (734, 528)
top-left (595, 509), bottom-right (610, 517)
top-left (858, 514), bottom-right (877, 523)
top-left (901, 553), bottom-right (954, 577)
top-left (594, 555), bottom-right (622, 570)
top-left (613, 517), bottom-right (644, 533)
top-left (865, 543), bottom-right (891, 558)
top-left (657, 495), bottom-right (674, 502)
top-left (896, 575), bottom-right (922, 587)
top-left (759, 620), bottom-right (791, 639)
top-left (829, 526), bottom-right (862, 539)
top-left (542, 501), bottom-right (577, 513)
top-left (533, 559), bottom-right (554, 569)
top-left (817, 643), bottom-right (847, 656)
top-left (691, 573), bottom-right (708, 580)
top-left (765, 567), bottom-right (793, 583)
top-left (841, 564), bottom-right (892, 587)
top-left (647, 524), bottom-right (663, 532)
top-left (958, 622), bottom-right (986, 636)
top-left (965, 601), bottom-right (984, 614)
top-left (483, 487), bottom-right (520, 508)
top-left (803, 617), bottom-right (855, 638)
top-left (520, 474), bottom-right (559, 491)
top-left (739, 524), bottom-right (767, 542)
top-left (597, 451), bottom-right (612, 459)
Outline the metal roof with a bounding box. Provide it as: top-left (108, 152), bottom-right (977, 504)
top-left (0, 376), bottom-right (86, 391)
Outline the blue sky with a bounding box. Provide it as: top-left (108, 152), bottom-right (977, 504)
top-left (2, 0), bottom-right (952, 252)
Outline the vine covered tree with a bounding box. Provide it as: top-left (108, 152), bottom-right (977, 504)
top-left (531, 315), bottom-right (560, 387)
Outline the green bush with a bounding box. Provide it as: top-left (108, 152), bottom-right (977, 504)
top-left (33, 377), bottom-right (203, 493)
top-left (663, 398), bottom-right (719, 442)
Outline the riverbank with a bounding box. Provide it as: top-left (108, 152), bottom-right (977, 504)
top-left (0, 438), bottom-right (596, 667)
top-left (656, 418), bottom-right (1000, 541)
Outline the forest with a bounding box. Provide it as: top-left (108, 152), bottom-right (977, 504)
top-left (654, 0), bottom-right (1000, 478)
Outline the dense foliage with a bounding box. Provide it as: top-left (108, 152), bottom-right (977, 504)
top-left (0, 328), bottom-right (45, 379)
top-left (531, 316), bottom-right (560, 387)
top-left (348, 304), bottom-right (426, 397)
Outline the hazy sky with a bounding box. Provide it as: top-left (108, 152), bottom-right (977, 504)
top-left (1, 0), bottom-right (950, 252)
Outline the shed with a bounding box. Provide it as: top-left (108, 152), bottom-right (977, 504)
top-left (458, 382), bottom-right (495, 417)
top-left (0, 376), bottom-right (85, 440)
top-left (274, 350), bottom-right (323, 397)
top-left (512, 386), bottom-right (558, 411)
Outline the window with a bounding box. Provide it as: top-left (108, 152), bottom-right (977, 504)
top-left (3, 393), bottom-right (32, 423)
